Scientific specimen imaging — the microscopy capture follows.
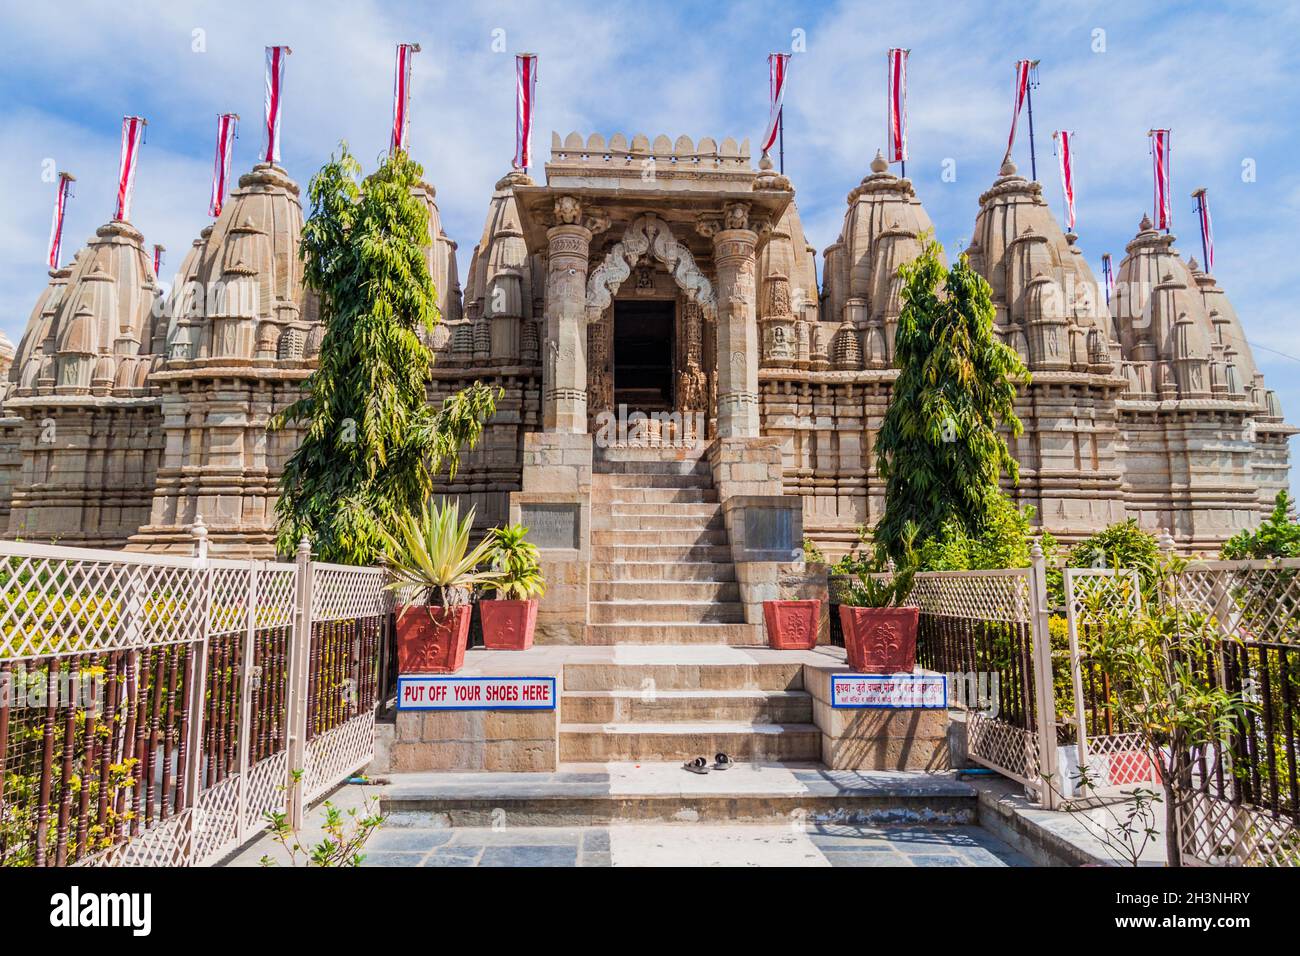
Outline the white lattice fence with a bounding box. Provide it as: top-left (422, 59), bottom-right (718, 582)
top-left (1061, 568), bottom-right (1156, 797)
top-left (1, 539), bottom-right (389, 867)
top-left (1178, 790), bottom-right (1300, 867)
top-left (912, 565), bottom-right (1058, 804)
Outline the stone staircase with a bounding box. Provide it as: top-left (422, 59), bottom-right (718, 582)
top-left (587, 445), bottom-right (760, 647)
top-left (559, 447), bottom-right (819, 763)
top-left (559, 657), bottom-right (820, 762)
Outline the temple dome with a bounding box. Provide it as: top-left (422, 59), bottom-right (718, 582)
top-left (457, 170), bottom-right (544, 363)
top-left (410, 179), bottom-right (463, 335)
top-left (821, 150), bottom-right (940, 368)
top-left (10, 220), bottom-right (161, 396)
top-left (1111, 217), bottom-right (1216, 400)
top-left (758, 197), bottom-right (819, 368)
top-left (161, 163), bottom-right (315, 367)
top-left (967, 162), bottom-right (1114, 372)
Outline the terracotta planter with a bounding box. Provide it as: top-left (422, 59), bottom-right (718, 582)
top-left (763, 600), bottom-right (820, 650)
top-left (396, 604), bottom-right (471, 674)
top-left (480, 598), bottom-right (539, 650)
top-left (838, 605), bottom-right (919, 673)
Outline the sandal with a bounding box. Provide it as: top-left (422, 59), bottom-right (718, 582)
top-left (713, 753), bottom-right (734, 771)
top-left (683, 756), bottom-right (710, 774)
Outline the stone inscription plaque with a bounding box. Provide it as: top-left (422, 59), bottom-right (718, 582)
top-left (520, 502), bottom-right (581, 550)
top-left (744, 507), bottom-right (795, 554)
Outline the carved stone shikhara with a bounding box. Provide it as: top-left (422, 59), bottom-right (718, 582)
top-left (0, 134), bottom-right (1290, 555)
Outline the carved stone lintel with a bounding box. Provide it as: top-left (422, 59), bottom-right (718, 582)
top-left (587, 214), bottom-right (716, 320)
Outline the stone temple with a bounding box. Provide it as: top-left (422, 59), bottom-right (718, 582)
top-left (1, 133), bottom-right (1292, 631)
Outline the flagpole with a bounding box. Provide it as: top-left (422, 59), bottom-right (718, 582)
top-left (1192, 188), bottom-right (1209, 270)
top-left (1025, 60), bottom-right (1040, 181)
top-left (779, 108), bottom-right (784, 175)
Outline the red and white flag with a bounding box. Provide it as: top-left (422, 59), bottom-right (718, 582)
top-left (115, 115), bottom-right (146, 222)
top-left (391, 43), bottom-right (419, 153)
top-left (1053, 130), bottom-right (1076, 230)
top-left (1003, 59), bottom-right (1032, 163)
top-left (1193, 187), bottom-right (1214, 272)
top-left (153, 244), bottom-right (165, 277)
top-left (264, 45), bottom-right (290, 164)
top-left (46, 172), bottom-right (74, 269)
top-left (761, 52), bottom-right (790, 156)
top-left (886, 48), bottom-right (908, 164)
top-left (1149, 129), bottom-right (1172, 231)
top-left (513, 53), bottom-right (537, 171)
top-left (209, 113), bottom-right (238, 218)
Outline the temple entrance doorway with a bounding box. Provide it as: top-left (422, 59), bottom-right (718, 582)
top-left (613, 300), bottom-right (675, 414)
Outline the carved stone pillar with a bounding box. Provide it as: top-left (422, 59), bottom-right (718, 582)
top-left (543, 204), bottom-right (591, 433)
top-left (676, 300), bottom-right (707, 412)
top-left (587, 311), bottom-right (612, 426)
top-left (709, 213), bottom-right (760, 439)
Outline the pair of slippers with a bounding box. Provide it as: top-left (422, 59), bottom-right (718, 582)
top-left (683, 753), bottom-right (733, 774)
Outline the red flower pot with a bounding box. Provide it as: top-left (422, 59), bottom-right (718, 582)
top-left (396, 604), bottom-right (471, 674)
top-left (480, 598), bottom-right (539, 650)
top-left (763, 600), bottom-right (820, 650)
top-left (838, 605), bottom-right (919, 673)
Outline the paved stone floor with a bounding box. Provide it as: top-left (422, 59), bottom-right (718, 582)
top-left (354, 822), bottom-right (1031, 867)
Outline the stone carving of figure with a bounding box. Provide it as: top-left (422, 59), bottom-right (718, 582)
top-left (724, 202), bottom-right (750, 231)
top-left (554, 196), bottom-right (582, 225)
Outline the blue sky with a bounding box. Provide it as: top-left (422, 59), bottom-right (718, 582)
top-left (2, 0), bottom-right (1298, 495)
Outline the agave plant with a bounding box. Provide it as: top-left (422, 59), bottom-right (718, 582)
top-left (377, 499), bottom-right (501, 608)
top-left (486, 524), bottom-right (546, 600)
top-left (841, 522), bottom-right (920, 608)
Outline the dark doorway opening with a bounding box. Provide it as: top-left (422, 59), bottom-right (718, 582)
top-left (613, 300), bottom-right (675, 412)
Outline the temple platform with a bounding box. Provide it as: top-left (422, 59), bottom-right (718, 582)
top-left (381, 644), bottom-right (952, 774)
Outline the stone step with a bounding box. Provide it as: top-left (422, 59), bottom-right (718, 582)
top-left (594, 459), bottom-right (710, 477)
top-left (562, 689), bottom-right (813, 724)
top-left (562, 660), bottom-right (805, 692)
top-left (593, 545), bottom-right (733, 563)
top-left (591, 561), bottom-right (737, 583)
top-left (592, 529), bottom-right (728, 547)
top-left (582, 623), bottom-right (763, 645)
top-left (595, 445), bottom-right (708, 464)
top-left (558, 721), bottom-right (822, 762)
top-left (600, 473), bottom-right (713, 489)
top-left (588, 580), bottom-right (741, 603)
top-left (598, 487), bottom-right (719, 505)
top-left (604, 513), bottom-right (724, 532)
top-left (606, 502), bottom-right (722, 519)
top-left (588, 600), bottom-right (746, 625)
top-left (379, 764), bottom-right (978, 827)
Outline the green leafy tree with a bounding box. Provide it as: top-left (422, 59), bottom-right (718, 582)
top-left (874, 235), bottom-right (1030, 560)
top-left (1067, 519), bottom-right (1161, 590)
top-left (1222, 490), bottom-right (1300, 559)
top-left (916, 495), bottom-right (1056, 572)
top-left (272, 144), bottom-right (499, 564)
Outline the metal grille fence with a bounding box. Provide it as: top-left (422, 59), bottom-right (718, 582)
top-left (913, 561), bottom-right (1058, 804)
top-left (0, 536), bottom-right (392, 867)
top-left (1167, 559), bottom-right (1300, 867)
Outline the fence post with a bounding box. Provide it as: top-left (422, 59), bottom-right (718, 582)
top-left (234, 558), bottom-right (258, 843)
top-left (181, 517), bottom-right (212, 862)
top-left (1028, 539), bottom-right (1062, 809)
top-left (284, 535), bottom-right (313, 830)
